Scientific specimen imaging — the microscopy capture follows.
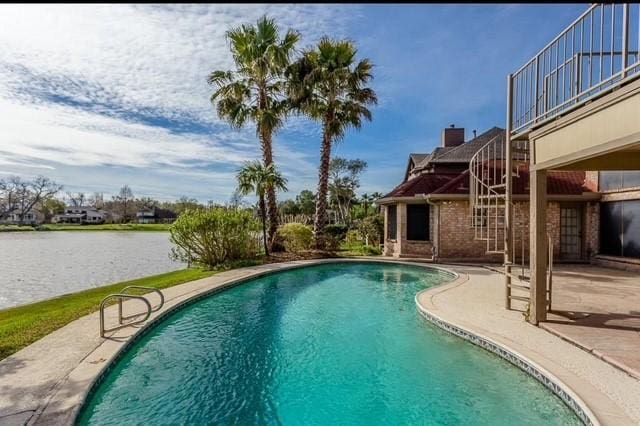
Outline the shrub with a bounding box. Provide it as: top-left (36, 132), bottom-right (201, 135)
top-left (278, 222), bottom-right (313, 253)
top-left (345, 229), bottom-right (361, 244)
top-left (324, 223), bottom-right (348, 251)
top-left (324, 223), bottom-right (348, 240)
top-left (169, 207), bottom-right (261, 268)
top-left (357, 214), bottom-right (384, 246)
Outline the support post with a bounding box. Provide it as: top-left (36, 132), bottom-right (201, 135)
top-left (397, 203), bottom-right (406, 256)
top-left (530, 168), bottom-right (548, 324)
top-left (504, 74), bottom-right (514, 309)
top-left (622, 4), bottom-right (629, 77)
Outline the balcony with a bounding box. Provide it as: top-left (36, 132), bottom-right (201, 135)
top-left (510, 3), bottom-right (640, 138)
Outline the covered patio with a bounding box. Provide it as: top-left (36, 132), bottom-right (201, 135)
top-left (540, 265), bottom-right (640, 380)
top-left (505, 263), bottom-right (640, 380)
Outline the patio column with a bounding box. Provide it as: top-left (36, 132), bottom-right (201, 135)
top-left (529, 168), bottom-right (547, 324)
top-left (397, 202), bottom-right (407, 255)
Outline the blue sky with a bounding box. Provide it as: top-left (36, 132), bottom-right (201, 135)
top-left (0, 4), bottom-right (587, 202)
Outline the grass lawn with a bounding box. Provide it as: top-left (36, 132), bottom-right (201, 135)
top-left (0, 268), bottom-right (218, 360)
top-left (339, 241), bottom-right (382, 256)
top-left (0, 225), bottom-right (36, 232)
top-left (39, 223), bottom-right (172, 232)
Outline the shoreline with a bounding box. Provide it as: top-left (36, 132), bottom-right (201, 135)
top-left (0, 224), bottom-right (171, 232)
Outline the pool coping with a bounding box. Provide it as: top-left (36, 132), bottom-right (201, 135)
top-left (2, 258), bottom-right (602, 424)
top-left (415, 274), bottom-right (599, 426)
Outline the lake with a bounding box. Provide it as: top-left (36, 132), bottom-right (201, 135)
top-left (0, 232), bottom-right (184, 309)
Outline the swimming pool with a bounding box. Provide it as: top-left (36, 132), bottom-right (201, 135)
top-left (78, 262), bottom-right (581, 425)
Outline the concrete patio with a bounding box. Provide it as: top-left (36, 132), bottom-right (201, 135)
top-left (541, 265), bottom-right (640, 381)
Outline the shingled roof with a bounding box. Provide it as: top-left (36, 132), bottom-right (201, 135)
top-left (428, 127), bottom-right (504, 164)
top-left (412, 127), bottom-right (505, 171)
top-left (383, 174), bottom-right (459, 198)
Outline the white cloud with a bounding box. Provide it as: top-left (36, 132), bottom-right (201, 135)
top-left (0, 4), bottom-right (357, 200)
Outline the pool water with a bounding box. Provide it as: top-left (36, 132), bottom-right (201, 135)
top-left (78, 263), bottom-right (581, 425)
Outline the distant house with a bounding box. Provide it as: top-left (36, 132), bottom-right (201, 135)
top-left (136, 207), bottom-right (177, 224)
top-left (0, 210), bottom-right (44, 225)
top-left (53, 207), bottom-right (108, 224)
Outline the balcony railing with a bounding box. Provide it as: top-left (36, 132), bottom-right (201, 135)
top-left (510, 3), bottom-right (640, 136)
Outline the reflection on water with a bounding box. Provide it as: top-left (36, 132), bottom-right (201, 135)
top-left (0, 232), bottom-right (183, 309)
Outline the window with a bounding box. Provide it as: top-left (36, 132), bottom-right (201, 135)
top-left (600, 200), bottom-right (640, 258)
top-left (599, 171), bottom-right (640, 191)
top-left (387, 205), bottom-right (397, 240)
top-left (407, 204), bottom-right (429, 241)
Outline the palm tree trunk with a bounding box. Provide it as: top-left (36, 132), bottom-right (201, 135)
top-left (258, 89), bottom-right (279, 251)
top-left (314, 122), bottom-right (333, 249)
top-left (259, 194), bottom-right (269, 256)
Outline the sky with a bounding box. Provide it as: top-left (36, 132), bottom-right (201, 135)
top-left (0, 3), bottom-right (588, 203)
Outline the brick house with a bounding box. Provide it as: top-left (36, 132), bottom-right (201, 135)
top-left (378, 126), bottom-right (600, 262)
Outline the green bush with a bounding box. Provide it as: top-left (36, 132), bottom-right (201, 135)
top-left (169, 207), bottom-right (261, 268)
top-left (345, 229), bottom-right (361, 244)
top-left (324, 223), bottom-right (348, 240)
top-left (278, 223), bottom-right (313, 253)
top-left (357, 214), bottom-right (384, 246)
top-left (324, 223), bottom-right (348, 251)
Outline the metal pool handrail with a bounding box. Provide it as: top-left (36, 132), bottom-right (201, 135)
top-left (118, 286), bottom-right (165, 323)
top-left (99, 294), bottom-right (152, 338)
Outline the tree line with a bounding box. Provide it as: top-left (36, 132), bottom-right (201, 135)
top-left (0, 177), bottom-right (211, 225)
top-left (210, 15), bottom-right (377, 251)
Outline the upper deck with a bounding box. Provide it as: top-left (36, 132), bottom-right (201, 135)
top-left (510, 4), bottom-right (640, 140)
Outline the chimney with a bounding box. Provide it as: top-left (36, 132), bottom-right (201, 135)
top-left (442, 124), bottom-right (465, 148)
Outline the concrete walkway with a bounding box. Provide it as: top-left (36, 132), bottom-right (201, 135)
top-left (540, 265), bottom-right (640, 381)
top-left (418, 265), bottom-right (640, 425)
top-left (0, 259), bottom-right (638, 425)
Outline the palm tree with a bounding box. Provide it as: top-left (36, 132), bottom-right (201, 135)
top-left (361, 193), bottom-right (374, 216)
top-left (208, 16), bottom-right (299, 251)
top-left (370, 191), bottom-right (383, 214)
top-left (287, 38), bottom-right (377, 249)
top-left (237, 161), bottom-right (288, 256)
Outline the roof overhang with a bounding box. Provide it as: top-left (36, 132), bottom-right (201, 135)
top-left (377, 192), bottom-right (601, 205)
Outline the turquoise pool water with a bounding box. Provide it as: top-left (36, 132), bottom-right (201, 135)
top-left (78, 263), bottom-right (581, 425)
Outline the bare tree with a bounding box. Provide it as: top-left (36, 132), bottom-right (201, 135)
top-left (12, 176), bottom-right (62, 224)
top-left (66, 192), bottom-right (86, 207)
top-left (113, 185), bottom-right (134, 223)
top-left (0, 178), bottom-right (19, 220)
top-left (88, 192), bottom-right (104, 209)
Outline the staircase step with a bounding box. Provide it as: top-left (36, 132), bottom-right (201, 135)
top-left (488, 183), bottom-right (506, 190)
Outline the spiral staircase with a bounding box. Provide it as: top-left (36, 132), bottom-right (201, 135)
top-left (469, 134), bottom-right (535, 309)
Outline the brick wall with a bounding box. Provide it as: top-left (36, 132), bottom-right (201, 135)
top-left (585, 201), bottom-right (600, 256)
top-left (437, 200), bottom-right (500, 261)
top-left (383, 199), bottom-right (597, 262)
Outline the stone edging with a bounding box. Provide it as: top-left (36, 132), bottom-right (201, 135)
top-left (415, 276), bottom-right (599, 426)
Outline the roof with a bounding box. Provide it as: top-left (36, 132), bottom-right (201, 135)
top-left (428, 127), bottom-right (504, 164)
top-left (412, 127), bottom-right (505, 171)
top-left (409, 153), bottom-right (430, 164)
top-left (383, 168), bottom-right (593, 199)
top-left (383, 174), bottom-right (459, 198)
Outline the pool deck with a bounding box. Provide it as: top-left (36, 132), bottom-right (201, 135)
top-left (416, 263), bottom-right (640, 426)
top-left (0, 259), bottom-right (638, 425)
top-left (540, 266), bottom-right (640, 382)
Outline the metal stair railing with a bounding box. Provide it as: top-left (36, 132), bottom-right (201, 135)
top-left (99, 287), bottom-right (164, 337)
top-left (505, 233), bottom-right (554, 310)
top-left (469, 135), bottom-right (529, 255)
